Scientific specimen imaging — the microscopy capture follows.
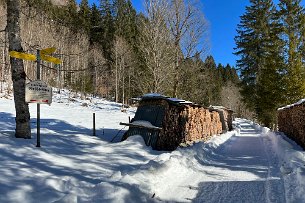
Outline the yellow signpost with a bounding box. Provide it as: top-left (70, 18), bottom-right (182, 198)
top-left (9, 47), bottom-right (61, 64)
top-left (40, 47), bottom-right (56, 55)
top-left (9, 51), bottom-right (36, 61)
top-left (41, 54), bottom-right (61, 64)
top-left (9, 47), bottom-right (61, 148)
top-left (40, 47), bottom-right (61, 64)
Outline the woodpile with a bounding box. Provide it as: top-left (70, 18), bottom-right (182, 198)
top-left (210, 106), bottom-right (234, 133)
top-left (122, 96), bottom-right (228, 151)
top-left (278, 102), bottom-right (305, 149)
top-left (156, 103), bottom-right (223, 150)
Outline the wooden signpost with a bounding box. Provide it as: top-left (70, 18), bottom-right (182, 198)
top-left (9, 47), bottom-right (61, 147)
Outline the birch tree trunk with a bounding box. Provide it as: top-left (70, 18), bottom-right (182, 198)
top-left (6, 0), bottom-right (31, 138)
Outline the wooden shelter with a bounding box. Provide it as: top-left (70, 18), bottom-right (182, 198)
top-left (121, 94), bottom-right (224, 151)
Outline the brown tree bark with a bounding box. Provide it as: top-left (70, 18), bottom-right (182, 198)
top-left (6, 0), bottom-right (31, 138)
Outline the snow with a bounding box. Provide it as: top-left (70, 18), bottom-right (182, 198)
top-left (278, 98), bottom-right (305, 110)
top-left (167, 97), bottom-right (185, 102)
top-left (1, 90), bottom-right (305, 202)
top-left (131, 120), bottom-right (157, 128)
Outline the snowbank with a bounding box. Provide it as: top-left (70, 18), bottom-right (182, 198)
top-left (253, 123), bottom-right (305, 202)
top-left (278, 98), bottom-right (305, 110)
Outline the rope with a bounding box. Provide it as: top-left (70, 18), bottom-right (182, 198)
top-left (110, 126), bottom-right (127, 143)
top-left (40, 63), bottom-right (91, 72)
top-left (26, 73), bottom-right (33, 82)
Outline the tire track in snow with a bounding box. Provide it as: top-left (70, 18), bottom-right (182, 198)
top-left (261, 130), bottom-right (286, 203)
top-left (130, 119), bottom-right (288, 202)
top-left (193, 120), bottom-right (286, 203)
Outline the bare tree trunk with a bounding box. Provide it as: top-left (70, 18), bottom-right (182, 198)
top-left (115, 46), bottom-right (118, 103)
top-left (6, 0), bottom-right (31, 138)
top-left (122, 57), bottom-right (125, 106)
top-left (172, 50), bottom-right (180, 98)
top-left (1, 34), bottom-right (5, 93)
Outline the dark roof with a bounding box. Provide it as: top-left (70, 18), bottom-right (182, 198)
top-left (141, 93), bottom-right (196, 106)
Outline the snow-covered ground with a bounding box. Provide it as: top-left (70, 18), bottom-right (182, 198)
top-left (0, 91), bottom-right (305, 202)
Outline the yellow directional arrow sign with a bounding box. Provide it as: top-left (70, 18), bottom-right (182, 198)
top-left (9, 51), bottom-right (36, 61)
top-left (41, 54), bottom-right (61, 64)
top-left (40, 47), bottom-right (61, 64)
top-left (40, 47), bottom-right (56, 55)
top-left (9, 47), bottom-right (62, 64)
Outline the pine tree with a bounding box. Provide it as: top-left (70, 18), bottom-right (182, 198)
top-left (99, 0), bottom-right (115, 63)
top-left (113, 0), bottom-right (137, 45)
top-left (89, 3), bottom-right (102, 44)
top-left (202, 56), bottom-right (221, 105)
top-left (216, 63), bottom-right (225, 85)
top-left (79, 0), bottom-right (91, 33)
top-left (66, 0), bottom-right (79, 30)
top-left (235, 0), bottom-right (284, 127)
top-left (278, 0), bottom-right (305, 103)
top-left (229, 67), bottom-right (239, 83)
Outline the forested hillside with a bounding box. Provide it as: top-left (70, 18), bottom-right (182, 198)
top-left (235, 0), bottom-right (305, 127)
top-left (0, 0), bottom-right (246, 115)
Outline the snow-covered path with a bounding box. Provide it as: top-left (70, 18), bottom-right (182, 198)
top-left (144, 119), bottom-right (286, 202)
top-left (192, 120), bottom-right (286, 202)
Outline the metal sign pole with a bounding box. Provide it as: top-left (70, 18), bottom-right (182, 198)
top-left (36, 50), bottom-right (41, 147)
top-left (9, 47), bottom-right (61, 148)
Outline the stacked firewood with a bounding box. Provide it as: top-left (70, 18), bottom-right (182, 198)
top-left (156, 104), bottom-right (185, 150)
top-left (278, 103), bottom-right (305, 149)
top-left (209, 106), bottom-right (233, 133)
top-left (156, 104), bottom-right (223, 150)
top-left (210, 111), bottom-right (223, 136)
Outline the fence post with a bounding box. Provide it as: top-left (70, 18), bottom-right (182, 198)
top-left (93, 113), bottom-right (96, 136)
top-left (36, 49), bottom-right (41, 147)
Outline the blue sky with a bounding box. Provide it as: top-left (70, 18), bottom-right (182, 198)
top-left (201, 0), bottom-right (250, 67)
top-left (79, 0), bottom-right (249, 67)
top-left (129, 0), bottom-right (250, 67)
top-left (78, 0), bottom-right (305, 67)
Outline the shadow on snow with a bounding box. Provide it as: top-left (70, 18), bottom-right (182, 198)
top-left (0, 112), bottom-right (159, 202)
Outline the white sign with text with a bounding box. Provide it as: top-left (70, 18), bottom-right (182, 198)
top-left (25, 80), bottom-right (52, 104)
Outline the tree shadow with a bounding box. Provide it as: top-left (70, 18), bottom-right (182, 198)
top-left (191, 179), bottom-right (285, 203)
top-left (0, 112), bottom-right (161, 202)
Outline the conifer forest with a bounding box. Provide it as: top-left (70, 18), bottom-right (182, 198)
top-left (1, 0), bottom-right (305, 128)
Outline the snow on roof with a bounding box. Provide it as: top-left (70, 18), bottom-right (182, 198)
top-left (131, 120), bottom-right (158, 128)
top-left (210, 105), bottom-right (233, 111)
top-left (178, 101), bottom-right (193, 104)
top-left (210, 105), bottom-right (226, 109)
top-left (278, 98), bottom-right (305, 110)
top-left (141, 93), bottom-right (194, 105)
top-left (167, 98), bottom-right (185, 102)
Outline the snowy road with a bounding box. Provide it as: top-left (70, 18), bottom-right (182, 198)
top-left (145, 119), bottom-right (287, 202)
top-left (193, 120), bottom-right (286, 202)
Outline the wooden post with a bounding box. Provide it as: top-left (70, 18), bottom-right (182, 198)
top-left (93, 113), bottom-right (96, 136)
top-left (36, 49), bottom-right (41, 147)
